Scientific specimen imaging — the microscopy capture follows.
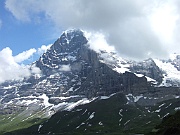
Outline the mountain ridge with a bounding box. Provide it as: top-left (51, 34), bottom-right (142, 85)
top-left (0, 29), bottom-right (180, 134)
top-left (1, 29), bottom-right (180, 110)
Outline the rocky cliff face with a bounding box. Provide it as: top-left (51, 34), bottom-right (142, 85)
top-left (130, 58), bottom-right (163, 83)
top-left (35, 29), bottom-right (150, 98)
top-left (170, 54), bottom-right (180, 71)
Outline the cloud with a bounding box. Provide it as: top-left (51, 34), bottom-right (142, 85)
top-left (59, 65), bottom-right (71, 72)
top-left (31, 64), bottom-right (41, 74)
top-left (5, 0), bottom-right (42, 22)
top-left (84, 31), bottom-right (115, 53)
top-left (14, 44), bottom-right (52, 64)
top-left (38, 44), bottom-right (52, 55)
top-left (0, 44), bottom-right (53, 83)
top-left (14, 48), bottom-right (36, 63)
top-left (5, 0), bottom-right (180, 59)
top-left (0, 47), bottom-right (41, 84)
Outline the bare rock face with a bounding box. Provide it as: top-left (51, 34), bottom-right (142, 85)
top-left (35, 29), bottom-right (150, 98)
top-left (171, 54), bottom-right (180, 71)
top-left (36, 29), bottom-right (88, 75)
top-left (130, 58), bottom-right (163, 83)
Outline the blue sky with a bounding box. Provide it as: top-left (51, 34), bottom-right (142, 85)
top-left (0, 0), bottom-right (59, 57)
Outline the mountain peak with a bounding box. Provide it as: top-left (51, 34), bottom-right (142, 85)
top-left (52, 28), bottom-right (87, 51)
top-left (36, 29), bottom-right (88, 73)
top-left (58, 29), bottom-right (85, 45)
top-left (63, 28), bottom-right (84, 36)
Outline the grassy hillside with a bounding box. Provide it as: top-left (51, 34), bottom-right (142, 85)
top-left (0, 107), bottom-right (48, 135)
top-left (147, 111), bottom-right (180, 135)
top-left (2, 93), bottom-right (180, 135)
top-left (1, 94), bottom-right (156, 135)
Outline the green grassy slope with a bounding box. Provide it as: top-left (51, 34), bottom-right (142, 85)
top-left (2, 94), bottom-right (180, 135)
top-left (2, 94), bottom-right (160, 135)
top-left (147, 111), bottom-right (180, 135)
top-left (0, 107), bottom-right (48, 135)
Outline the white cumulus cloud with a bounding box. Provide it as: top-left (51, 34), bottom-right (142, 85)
top-left (84, 31), bottom-right (115, 53)
top-left (38, 44), bottom-right (52, 55)
top-left (14, 48), bottom-right (36, 63)
top-left (30, 64), bottom-right (41, 74)
top-left (0, 47), bottom-right (41, 84)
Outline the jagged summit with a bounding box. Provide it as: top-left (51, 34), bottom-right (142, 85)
top-left (53, 29), bottom-right (87, 51)
top-left (36, 29), bottom-right (88, 72)
top-left (63, 29), bottom-right (84, 38)
top-left (53, 29), bottom-right (87, 50)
